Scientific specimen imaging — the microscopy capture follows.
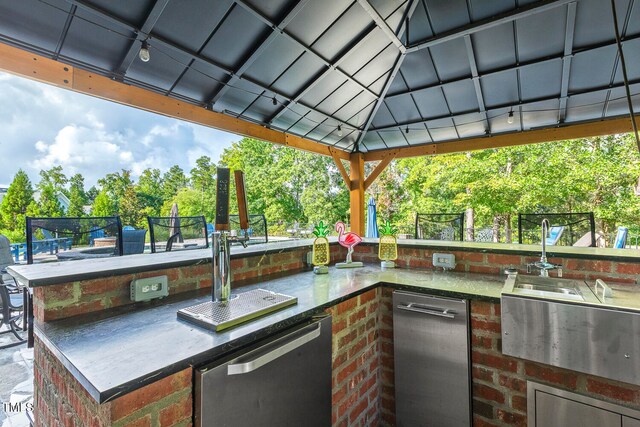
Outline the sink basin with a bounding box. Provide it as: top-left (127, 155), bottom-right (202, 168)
top-left (503, 273), bottom-right (599, 304)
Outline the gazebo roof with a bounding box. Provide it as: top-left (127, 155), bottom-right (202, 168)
top-left (0, 0), bottom-right (638, 159)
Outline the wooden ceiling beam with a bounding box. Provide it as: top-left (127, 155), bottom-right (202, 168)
top-left (363, 116), bottom-right (640, 161)
top-left (0, 42), bottom-right (349, 161)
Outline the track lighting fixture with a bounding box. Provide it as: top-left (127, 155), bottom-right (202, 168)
top-left (139, 40), bottom-right (150, 62)
top-left (272, 97), bottom-right (277, 106)
top-left (405, 126), bottom-right (409, 134)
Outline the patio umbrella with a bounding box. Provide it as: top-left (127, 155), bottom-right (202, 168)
top-left (169, 203), bottom-right (183, 243)
top-left (365, 196), bottom-right (379, 238)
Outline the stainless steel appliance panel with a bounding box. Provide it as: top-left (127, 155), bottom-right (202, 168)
top-left (535, 391), bottom-right (620, 427)
top-left (393, 291), bottom-right (471, 427)
top-left (195, 316), bottom-right (331, 427)
top-left (528, 382), bottom-right (640, 427)
top-left (502, 295), bottom-right (640, 385)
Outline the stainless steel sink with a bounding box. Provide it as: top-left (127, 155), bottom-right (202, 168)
top-left (503, 273), bottom-right (600, 303)
top-left (501, 272), bottom-right (640, 386)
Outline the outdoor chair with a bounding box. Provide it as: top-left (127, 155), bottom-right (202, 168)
top-left (414, 213), bottom-right (464, 241)
top-left (517, 213), bottom-right (596, 247)
top-left (613, 227), bottom-right (629, 249)
top-left (0, 283), bottom-right (25, 349)
top-left (546, 226), bottom-right (565, 246)
top-left (26, 216), bottom-right (123, 263)
top-left (475, 228), bottom-right (494, 243)
top-left (147, 216), bottom-right (208, 253)
top-left (0, 235), bottom-right (18, 289)
top-left (122, 229), bottom-right (147, 255)
top-left (229, 214), bottom-right (268, 245)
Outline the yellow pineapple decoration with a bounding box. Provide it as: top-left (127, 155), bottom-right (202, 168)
top-left (378, 220), bottom-right (398, 269)
top-left (312, 221), bottom-right (331, 274)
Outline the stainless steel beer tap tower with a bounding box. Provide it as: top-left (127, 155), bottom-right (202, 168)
top-left (211, 168), bottom-right (249, 303)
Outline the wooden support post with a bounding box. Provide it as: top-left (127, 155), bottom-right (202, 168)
top-left (364, 151), bottom-right (397, 190)
top-left (349, 152), bottom-right (365, 236)
top-left (330, 147), bottom-right (351, 188)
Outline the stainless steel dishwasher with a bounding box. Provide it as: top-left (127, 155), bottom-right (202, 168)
top-left (393, 290), bottom-right (471, 427)
top-left (195, 315), bottom-right (331, 427)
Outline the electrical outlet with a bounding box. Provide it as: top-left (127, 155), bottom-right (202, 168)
top-left (432, 253), bottom-right (456, 270)
top-left (130, 276), bottom-right (169, 302)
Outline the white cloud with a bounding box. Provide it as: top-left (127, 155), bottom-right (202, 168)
top-left (0, 72), bottom-right (241, 187)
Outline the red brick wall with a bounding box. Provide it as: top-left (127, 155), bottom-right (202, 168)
top-left (33, 246), bottom-right (348, 322)
top-left (326, 289), bottom-right (382, 426)
top-left (470, 300), bottom-right (640, 427)
top-left (34, 336), bottom-right (192, 427)
top-left (354, 244), bottom-right (639, 284)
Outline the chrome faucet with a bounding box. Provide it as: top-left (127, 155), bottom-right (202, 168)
top-left (527, 219), bottom-right (562, 277)
top-left (212, 231), bottom-right (247, 303)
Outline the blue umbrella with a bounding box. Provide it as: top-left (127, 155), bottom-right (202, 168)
top-left (366, 196), bottom-right (379, 238)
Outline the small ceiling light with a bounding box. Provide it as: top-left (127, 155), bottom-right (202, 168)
top-left (337, 125), bottom-right (343, 137)
top-left (507, 110), bottom-right (514, 125)
top-left (139, 41), bottom-right (150, 62)
top-left (405, 126), bottom-right (409, 134)
top-left (272, 97), bottom-right (277, 106)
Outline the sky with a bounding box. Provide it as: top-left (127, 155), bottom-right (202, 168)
top-left (0, 71), bottom-right (239, 188)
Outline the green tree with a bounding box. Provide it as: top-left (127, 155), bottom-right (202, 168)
top-left (86, 186), bottom-right (99, 204)
top-left (162, 165), bottom-right (188, 202)
top-left (67, 173), bottom-right (87, 217)
top-left (39, 166), bottom-right (68, 195)
top-left (220, 138), bottom-right (349, 227)
top-left (36, 184), bottom-right (64, 217)
top-left (120, 185), bottom-right (144, 227)
top-left (188, 156), bottom-right (216, 220)
top-left (98, 170), bottom-right (134, 212)
top-left (92, 190), bottom-right (114, 217)
top-left (1, 169), bottom-right (35, 231)
top-left (137, 168), bottom-right (164, 217)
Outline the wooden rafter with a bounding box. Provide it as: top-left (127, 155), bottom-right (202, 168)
top-left (364, 151), bottom-right (397, 190)
top-left (362, 116), bottom-right (640, 161)
top-left (330, 147), bottom-right (351, 188)
top-left (0, 42), bottom-right (350, 161)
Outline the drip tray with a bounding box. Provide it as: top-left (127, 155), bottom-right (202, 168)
top-left (177, 289), bottom-right (298, 332)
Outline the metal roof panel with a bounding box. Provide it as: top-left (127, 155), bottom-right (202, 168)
top-left (429, 38), bottom-right (472, 81)
top-left (396, 51), bottom-right (439, 91)
top-left (286, 0), bottom-right (352, 47)
top-left (519, 59), bottom-right (563, 101)
top-left (243, 35), bottom-right (305, 86)
top-left (515, 7), bottom-right (567, 62)
top-left (0, 0), bottom-right (71, 52)
top-left (442, 79), bottom-right (479, 114)
top-left (470, 24), bottom-right (516, 73)
top-left (199, 6), bottom-right (270, 70)
top-left (152, 0), bottom-right (234, 53)
top-left (481, 70), bottom-right (519, 108)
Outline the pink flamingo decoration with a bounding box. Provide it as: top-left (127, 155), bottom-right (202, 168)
top-left (336, 221), bottom-right (362, 264)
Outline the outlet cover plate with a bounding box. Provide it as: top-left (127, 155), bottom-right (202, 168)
top-left (432, 253), bottom-right (456, 270)
top-left (130, 276), bottom-right (169, 302)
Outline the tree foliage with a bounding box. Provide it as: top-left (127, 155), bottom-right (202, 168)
top-left (1, 169), bottom-right (34, 231)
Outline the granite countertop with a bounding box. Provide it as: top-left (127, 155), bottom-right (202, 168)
top-left (36, 265), bottom-right (504, 403)
top-left (9, 237), bottom-right (640, 288)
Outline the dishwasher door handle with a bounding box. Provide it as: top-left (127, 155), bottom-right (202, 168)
top-left (397, 303), bottom-right (456, 319)
top-left (227, 323), bottom-right (322, 375)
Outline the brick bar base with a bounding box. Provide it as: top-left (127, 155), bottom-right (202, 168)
top-left (34, 337), bottom-right (192, 427)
